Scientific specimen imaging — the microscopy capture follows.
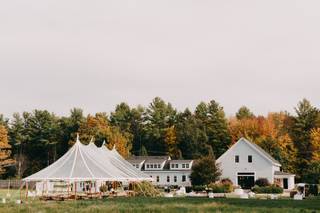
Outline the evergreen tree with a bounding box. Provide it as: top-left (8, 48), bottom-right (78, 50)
top-left (289, 99), bottom-right (320, 181)
top-left (236, 106), bottom-right (254, 120)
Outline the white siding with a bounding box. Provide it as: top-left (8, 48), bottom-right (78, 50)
top-left (144, 171), bottom-right (192, 187)
top-left (217, 140), bottom-right (280, 185)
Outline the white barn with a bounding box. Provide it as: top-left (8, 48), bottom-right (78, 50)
top-left (127, 156), bottom-right (193, 187)
top-left (217, 138), bottom-right (295, 190)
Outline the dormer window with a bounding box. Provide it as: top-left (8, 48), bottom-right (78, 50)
top-left (235, 155), bottom-right (239, 163)
top-left (248, 155), bottom-right (252, 163)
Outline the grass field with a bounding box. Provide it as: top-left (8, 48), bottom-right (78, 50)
top-left (0, 190), bottom-right (319, 213)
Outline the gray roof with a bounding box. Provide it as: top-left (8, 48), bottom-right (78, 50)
top-left (127, 156), bottom-right (170, 161)
top-left (241, 138), bottom-right (281, 166)
top-left (274, 171), bottom-right (295, 176)
top-left (127, 159), bottom-right (145, 164)
top-left (145, 159), bottom-right (167, 164)
top-left (169, 160), bottom-right (193, 164)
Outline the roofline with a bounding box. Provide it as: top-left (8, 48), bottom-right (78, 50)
top-left (217, 138), bottom-right (281, 167)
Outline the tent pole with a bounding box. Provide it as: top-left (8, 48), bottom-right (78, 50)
top-left (25, 181), bottom-right (28, 201)
top-left (75, 181), bottom-right (77, 200)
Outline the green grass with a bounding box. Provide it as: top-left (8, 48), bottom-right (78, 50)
top-left (0, 190), bottom-right (319, 213)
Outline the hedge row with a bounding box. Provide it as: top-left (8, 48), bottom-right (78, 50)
top-left (252, 185), bottom-right (283, 194)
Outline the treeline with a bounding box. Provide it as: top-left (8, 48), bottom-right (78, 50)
top-left (0, 98), bottom-right (319, 183)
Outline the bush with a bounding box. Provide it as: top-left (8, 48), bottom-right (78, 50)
top-left (220, 178), bottom-right (233, 185)
top-left (255, 178), bottom-right (270, 187)
top-left (252, 185), bottom-right (283, 194)
top-left (207, 182), bottom-right (233, 193)
top-left (132, 181), bottom-right (161, 197)
top-left (193, 185), bottom-right (206, 192)
top-left (99, 185), bottom-right (107, 193)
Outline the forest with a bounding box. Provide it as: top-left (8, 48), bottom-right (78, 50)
top-left (0, 98), bottom-right (319, 184)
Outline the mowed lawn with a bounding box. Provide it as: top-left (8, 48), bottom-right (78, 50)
top-left (0, 190), bottom-right (319, 213)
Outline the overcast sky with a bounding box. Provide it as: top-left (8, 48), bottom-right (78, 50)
top-left (0, 0), bottom-right (319, 117)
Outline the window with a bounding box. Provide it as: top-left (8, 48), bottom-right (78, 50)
top-left (147, 164), bottom-right (149, 168)
top-left (167, 176), bottom-right (170, 182)
top-left (136, 165), bottom-right (139, 169)
top-left (150, 164), bottom-right (153, 168)
top-left (132, 164), bottom-right (135, 167)
top-left (154, 164), bottom-right (157, 168)
top-left (235, 155), bottom-right (239, 163)
top-left (175, 164), bottom-right (178, 168)
top-left (156, 176), bottom-right (160, 182)
top-left (182, 164), bottom-right (185, 168)
top-left (186, 164), bottom-right (189, 168)
top-left (248, 155), bottom-right (252, 163)
top-left (182, 175), bottom-right (186, 182)
top-left (174, 176), bottom-right (177, 182)
top-left (158, 164), bottom-right (161, 168)
top-left (171, 164), bottom-right (174, 168)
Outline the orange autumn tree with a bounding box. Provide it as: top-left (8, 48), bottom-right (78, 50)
top-left (0, 125), bottom-right (15, 175)
top-left (76, 113), bottom-right (131, 158)
top-left (229, 112), bottom-right (297, 173)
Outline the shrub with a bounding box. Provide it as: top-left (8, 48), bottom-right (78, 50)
top-left (255, 178), bottom-right (270, 187)
top-left (132, 181), bottom-right (161, 197)
top-left (252, 185), bottom-right (283, 194)
top-left (99, 185), bottom-right (107, 193)
top-left (220, 178), bottom-right (233, 185)
top-left (207, 182), bottom-right (233, 193)
top-left (193, 185), bottom-right (206, 192)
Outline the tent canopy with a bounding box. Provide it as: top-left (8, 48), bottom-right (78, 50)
top-left (24, 136), bottom-right (152, 182)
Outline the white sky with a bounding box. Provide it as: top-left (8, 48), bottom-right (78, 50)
top-left (0, 0), bottom-right (319, 117)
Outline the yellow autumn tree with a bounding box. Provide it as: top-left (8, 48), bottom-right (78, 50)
top-left (0, 125), bottom-right (15, 175)
top-left (77, 113), bottom-right (131, 158)
top-left (164, 126), bottom-right (181, 159)
top-left (310, 128), bottom-right (320, 162)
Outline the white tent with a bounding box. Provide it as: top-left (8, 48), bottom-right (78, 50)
top-left (23, 136), bottom-right (152, 182)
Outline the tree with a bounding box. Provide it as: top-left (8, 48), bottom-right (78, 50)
top-left (0, 125), bottom-right (15, 176)
top-left (195, 100), bottom-right (231, 158)
top-left (176, 109), bottom-right (210, 159)
top-left (236, 106), bottom-right (254, 120)
top-left (190, 155), bottom-right (221, 186)
top-left (144, 97), bottom-right (177, 155)
top-left (78, 113), bottom-right (131, 157)
top-left (289, 99), bottom-right (320, 181)
top-left (310, 128), bottom-right (320, 162)
top-left (164, 126), bottom-right (181, 159)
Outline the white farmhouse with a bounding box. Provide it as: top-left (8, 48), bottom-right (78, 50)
top-left (127, 156), bottom-right (193, 187)
top-left (217, 138), bottom-right (295, 190)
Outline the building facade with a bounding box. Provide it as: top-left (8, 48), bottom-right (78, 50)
top-left (127, 156), bottom-right (193, 187)
top-left (217, 138), bottom-right (295, 190)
